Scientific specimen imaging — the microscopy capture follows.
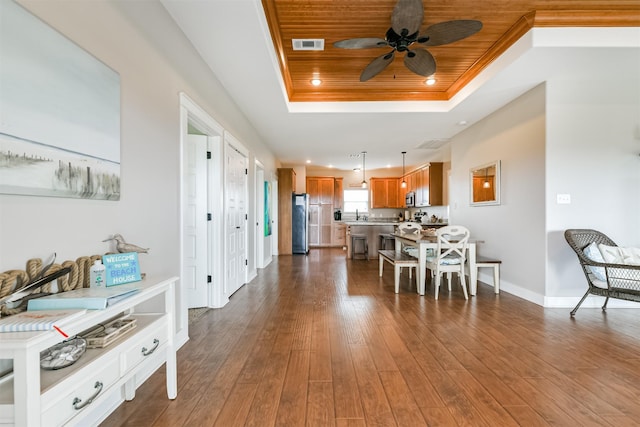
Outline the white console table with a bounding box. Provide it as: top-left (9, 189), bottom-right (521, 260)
top-left (0, 276), bottom-right (178, 426)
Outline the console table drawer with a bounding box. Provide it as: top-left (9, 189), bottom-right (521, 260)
top-left (122, 318), bottom-right (167, 374)
top-left (42, 357), bottom-right (119, 426)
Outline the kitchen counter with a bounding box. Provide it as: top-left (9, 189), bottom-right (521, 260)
top-left (343, 221), bottom-right (399, 226)
top-left (343, 221), bottom-right (448, 227)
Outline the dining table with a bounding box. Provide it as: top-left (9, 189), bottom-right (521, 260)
top-left (393, 232), bottom-right (478, 296)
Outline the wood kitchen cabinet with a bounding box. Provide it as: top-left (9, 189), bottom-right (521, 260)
top-left (307, 177), bottom-right (333, 205)
top-left (306, 177), bottom-right (335, 247)
top-left (370, 177), bottom-right (401, 208)
top-left (334, 178), bottom-right (343, 210)
top-left (277, 168), bottom-right (296, 255)
top-left (414, 162), bottom-right (443, 207)
top-left (333, 222), bottom-right (346, 247)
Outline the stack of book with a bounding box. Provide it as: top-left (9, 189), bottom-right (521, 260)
top-left (0, 309), bottom-right (86, 333)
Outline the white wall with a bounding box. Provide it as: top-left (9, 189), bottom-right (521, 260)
top-left (545, 70), bottom-right (640, 305)
top-left (450, 85), bottom-right (547, 303)
top-left (0, 2), bottom-right (276, 301)
top-left (450, 70), bottom-right (640, 307)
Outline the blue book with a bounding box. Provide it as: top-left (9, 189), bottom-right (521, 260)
top-left (27, 286), bottom-right (140, 311)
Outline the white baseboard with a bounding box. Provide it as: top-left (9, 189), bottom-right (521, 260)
top-left (477, 274), bottom-right (640, 309)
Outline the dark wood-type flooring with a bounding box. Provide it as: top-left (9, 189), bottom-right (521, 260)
top-left (102, 248), bottom-right (640, 426)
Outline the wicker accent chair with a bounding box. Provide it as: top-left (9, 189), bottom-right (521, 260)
top-left (564, 229), bottom-right (640, 316)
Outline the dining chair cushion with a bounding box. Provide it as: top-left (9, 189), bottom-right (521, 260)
top-left (583, 242), bottom-right (606, 281)
top-left (403, 247), bottom-right (419, 257)
top-left (426, 255), bottom-right (462, 265)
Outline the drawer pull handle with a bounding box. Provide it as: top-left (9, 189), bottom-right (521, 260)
top-left (72, 381), bottom-right (103, 410)
top-left (141, 338), bottom-right (160, 356)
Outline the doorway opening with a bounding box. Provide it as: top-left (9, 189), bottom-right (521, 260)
top-left (179, 93), bottom-right (226, 310)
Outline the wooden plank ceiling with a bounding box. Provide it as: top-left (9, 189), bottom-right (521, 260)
top-left (261, 0), bottom-right (639, 102)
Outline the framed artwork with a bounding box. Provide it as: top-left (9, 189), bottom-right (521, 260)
top-left (470, 161), bottom-right (501, 206)
top-left (0, 1), bottom-right (121, 200)
top-left (264, 181), bottom-right (272, 236)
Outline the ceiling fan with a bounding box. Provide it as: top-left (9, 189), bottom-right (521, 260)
top-left (333, 0), bottom-right (482, 82)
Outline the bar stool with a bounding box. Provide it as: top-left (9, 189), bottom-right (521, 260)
top-left (378, 233), bottom-right (396, 251)
top-left (351, 234), bottom-right (369, 260)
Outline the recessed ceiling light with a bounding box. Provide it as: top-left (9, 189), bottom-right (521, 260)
top-left (458, 120), bottom-right (468, 126)
top-left (425, 77), bottom-right (436, 86)
top-left (310, 78), bottom-right (322, 86)
top-left (306, 159), bottom-right (311, 163)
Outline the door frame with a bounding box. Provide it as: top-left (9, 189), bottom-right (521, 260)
top-left (179, 93), bottom-right (227, 310)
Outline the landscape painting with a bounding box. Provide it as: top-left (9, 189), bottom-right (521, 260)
top-left (0, 1), bottom-right (120, 200)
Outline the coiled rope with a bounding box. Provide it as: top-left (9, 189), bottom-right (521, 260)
top-left (0, 255), bottom-right (104, 317)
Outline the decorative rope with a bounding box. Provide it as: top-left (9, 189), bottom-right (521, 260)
top-left (0, 270), bottom-right (30, 300)
top-left (0, 254), bottom-right (106, 317)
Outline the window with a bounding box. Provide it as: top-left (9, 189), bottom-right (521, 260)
top-left (343, 189), bottom-right (368, 213)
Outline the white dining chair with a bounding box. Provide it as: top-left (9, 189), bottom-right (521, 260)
top-left (391, 221), bottom-right (422, 282)
top-left (426, 225), bottom-right (470, 300)
top-left (397, 221), bottom-right (421, 235)
top-left (396, 221), bottom-right (421, 259)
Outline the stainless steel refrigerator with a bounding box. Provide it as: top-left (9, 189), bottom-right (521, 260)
top-left (292, 193), bottom-right (309, 254)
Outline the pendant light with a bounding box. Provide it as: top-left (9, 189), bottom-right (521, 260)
top-left (400, 151), bottom-right (407, 188)
top-left (483, 166), bottom-right (491, 188)
top-left (361, 151), bottom-right (367, 188)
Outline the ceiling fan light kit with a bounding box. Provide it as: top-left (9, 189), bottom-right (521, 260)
top-left (333, 0), bottom-right (482, 82)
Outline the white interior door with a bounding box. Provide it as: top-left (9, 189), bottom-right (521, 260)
top-left (225, 144), bottom-right (247, 297)
top-left (184, 134), bottom-right (208, 308)
top-left (256, 164), bottom-right (265, 269)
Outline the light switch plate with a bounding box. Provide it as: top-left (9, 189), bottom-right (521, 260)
top-left (557, 193), bottom-right (571, 204)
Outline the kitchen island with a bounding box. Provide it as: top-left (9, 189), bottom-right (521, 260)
top-left (344, 221), bottom-right (398, 259)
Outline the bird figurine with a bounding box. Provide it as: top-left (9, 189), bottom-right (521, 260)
top-left (102, 234), bottom-right (149, 254)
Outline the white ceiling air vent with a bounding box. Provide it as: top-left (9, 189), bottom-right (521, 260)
top-left (292, 39), bottom-right (325, 51)
top-left (416, 139), bottom-right (450, 150)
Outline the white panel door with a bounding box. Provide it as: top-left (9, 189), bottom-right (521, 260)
top-left (184, 135), bottom-right (208, 308)
top-left (225, 145), bottom-right (247, 297)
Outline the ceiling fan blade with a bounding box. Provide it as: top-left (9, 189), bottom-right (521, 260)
top-left (334, 38), bottom-right (389, 49)
top-left (360, 51), bottom-right (395, 82)
top-left (391, 0), bottom-right (424, 36)
top-left (419, 20), bottom-right (483, 46)
top-left (404, 48), bottom-right (436, 77)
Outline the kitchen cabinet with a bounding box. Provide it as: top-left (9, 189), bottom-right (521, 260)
top-left (306, 177), bottom-right (335, 247)
top-left (0, 276), bottom-right (178, 427)
top-left (334, 178), bottom-right (343, 210)
top-left (370, 178), bottom-right (401, 208)
top-left (414, 163), bottom-right (443, 207)
top-left (333, 223), bottom-right (346, 247)
top-left (306, 177), bottom-right (334, 204)
top-left (278, 168), bottom-right (296, 255)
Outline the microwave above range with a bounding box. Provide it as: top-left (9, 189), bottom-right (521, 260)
top-left (405, 191), bottom-right (415, 207)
